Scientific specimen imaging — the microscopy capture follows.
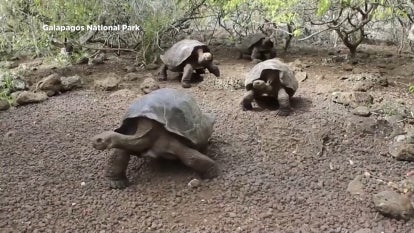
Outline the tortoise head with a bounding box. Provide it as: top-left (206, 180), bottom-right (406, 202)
top-left (252, 80), bottom-right (267, 90)
top-left (91, 131), bottom-right (116, 150)
top-left (201, 52), bottom-right (212, 62)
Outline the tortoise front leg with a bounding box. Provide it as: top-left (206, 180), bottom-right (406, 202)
top-left (182, 63), bottom-right (194, 88)
top-left (106, 149), bottom-right (131, 189)
top-left (193, 69), bottom-right (205, 82)
top-left (205, 62), bottom-right (220, 78)
top-left (157, 64), bottom-right (168, 81)
top-left (269, 48), bottom-right (277, 59)
top-left (241, 90), bottom-right (255, 111)
top-left (250, 47), bottom-right (262, 64)
top-left (170, 141), bottom-right (219, 179)
top-left (276, 88), bottom-right (292, 116)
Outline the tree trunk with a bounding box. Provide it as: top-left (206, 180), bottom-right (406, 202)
top-left (348, 45), bottom-right (357, 58)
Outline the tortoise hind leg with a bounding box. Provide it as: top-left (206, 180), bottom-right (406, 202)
top-left (106, 149), bottom-right (131, 189)
top-left (169, 139), bottom-right (219, 179)
top-left (157, 64), bottom-right (168, 81)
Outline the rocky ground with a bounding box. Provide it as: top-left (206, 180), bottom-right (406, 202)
top-left (1, 44), bottom-right (414, 232)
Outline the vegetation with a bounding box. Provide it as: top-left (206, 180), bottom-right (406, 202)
top-left (0, 71), bottom-right (14, 102)
top-left (0, 0), bottom-right (413, 62)
top-left (409, 84), bottom-right (414, 93)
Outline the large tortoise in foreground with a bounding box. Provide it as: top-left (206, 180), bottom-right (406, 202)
top-left (91, 88), bottom-right (219, 189)
top-left (158, 39), bottom-right (220, 88)
top-left (241, 58), bottom-right (298, 116)
top-left (236, 33), bottom-right (276, 63)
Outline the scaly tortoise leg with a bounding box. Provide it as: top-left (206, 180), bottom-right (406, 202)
top-left (205, 62), bottom-right (220, 78)
top-left (276, 88), bottom-right (291, 116)
top-left (181, 64), bottom-right (194, 88)
top-left (241, 90), bottom-right (255, 111)
top-left (170, 140), bottom-right (219, 179)
top-left (157, 64), bottom-right (168, 81)
top-left (106, 149), bottom-right (131, 189)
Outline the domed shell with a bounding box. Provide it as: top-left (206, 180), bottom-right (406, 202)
top-left (236, 33), bottom-right (266, 50)
top-left (160, 39), bottom-right (210, 68)
top-left (245, 58), bottom-right (298, 96)
top-left (115, 88), bottom-right (215, 149)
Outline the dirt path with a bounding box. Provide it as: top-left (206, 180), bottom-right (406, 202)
top-left (1, 45), bottom-right (414, 232)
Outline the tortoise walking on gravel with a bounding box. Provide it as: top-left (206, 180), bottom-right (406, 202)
top-left (158, 39), bottom-right (220, 88)
top-left (241, 58), bottom-right (298, 116)
top-left (91, 88), bottom-right (219, 189)
top-left (236, 33), bottom-right (276, 63)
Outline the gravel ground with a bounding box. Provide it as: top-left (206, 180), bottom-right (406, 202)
top-left (1, 46), bottom-right (414, 232)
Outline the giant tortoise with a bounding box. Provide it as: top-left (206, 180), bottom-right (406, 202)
top-left (241, 58), bottom-right (298, 116)
top-left (236, 33), bottom-right (276, 63)
top-left (91, 88), bottom-right (219, 189)
top-left (158, 39), bottom-right (220, 88)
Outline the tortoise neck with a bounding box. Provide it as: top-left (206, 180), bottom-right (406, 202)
top-left (109, 132), bottom-right (151, 152)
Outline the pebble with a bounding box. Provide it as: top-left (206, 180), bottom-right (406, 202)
top-left (188, 179), bottom-right (201, 188)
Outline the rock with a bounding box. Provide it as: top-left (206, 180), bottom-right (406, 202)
top-left (36, 73), bottom-right (62, 96)
top-left (18, 59), bottom-right (43, 70)
top-left (140, 78), bottom-right (159, 94)
top-left (388, 142), bottom-right (414, 161)
top-left (124, 65), bottom-right (137, 73)
top-left (0, 61), bottom-right (18, 69)
top-left (123, 73), bottom-right (141, 81)
top-left (372, 101), bottom-right (412, 119)
top-left (296, 72), bottom-right (308, 82)
top-left (11, 77), bottom-right (28, 92)
top-left (145, 63), bottom-right (159, 70)
top-left (343, 64), bottom-right (353, 71)
top-left (109, 89), bottom-right (135, 98)
top-left (316, 75), bottom-right (325, 80)
top-left (188, 179), bottom-right (201, 188)
top-left (94, 74), bottom-right (120, 91)
top-left (351, 81), bottom-right (374, 92)
top-left (332, 91), bottom-right (373, 108)
top-left (0, 99), bottom-right (10, 111)
top-left (61, 75), bottom-right (82, 91)
top-left (354, 228), bottom-right (374, 233)
top-left (88, 54), bottom-right (105, 65)
top-left (407, 129), bottom-right (414, 144)
top-left (398, 176), bottom-right (414, 194)
top-left (10, 91), bottom-right (22, 106)
top-left (3, 130), bottom-right (16, 141)
top-left (342, 73), bottom-right (388, 90)
top-left (332, 55), bottom-right (346, 63)
top-left (15, 91), bottom-right (48, 105)
top-left (347, 175), bottom-right (365, 197)
top-left (409, 24), bottom-right (414, 41)
top-left (1, 74), bottom-right (28, 93)
top-left (76, 56), bottom-right (89, 65)
top-left (352, 106), bottom-right (371, 117)
top-left (373, 190), bottom-right (414, 220)
top-left (213, 60), bottom-right (220, 65)
top-left (344, 118), bottom-right (393, 136)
